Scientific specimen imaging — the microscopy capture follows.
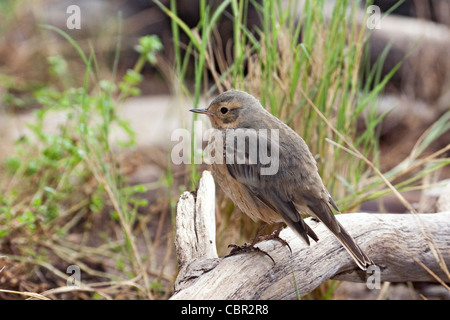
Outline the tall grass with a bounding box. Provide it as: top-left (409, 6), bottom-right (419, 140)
top-left (157, 0), bottom-right (449, 210)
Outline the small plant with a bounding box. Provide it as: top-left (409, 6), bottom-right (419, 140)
top-left (0, 28), bottom-right (164, 299)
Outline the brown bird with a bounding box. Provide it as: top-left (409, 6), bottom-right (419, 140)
top-left (190, 89), bottom-right (373, 270)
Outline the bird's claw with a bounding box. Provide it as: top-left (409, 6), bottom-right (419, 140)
top-left (253, 228), bottom-right (292, 254)
top-left (225, 243), bottom-right (275, 265)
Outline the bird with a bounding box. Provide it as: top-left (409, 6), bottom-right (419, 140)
top-left (190, 89), bottom-right (374, 270)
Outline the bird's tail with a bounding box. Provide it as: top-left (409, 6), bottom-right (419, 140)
top-left (304, 196), bottom-right (374, 271)
top-left (332, 221), bottom-right (374, 271)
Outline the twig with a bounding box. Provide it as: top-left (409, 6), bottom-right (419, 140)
top-left (0, 289), bottom-right (51, 300)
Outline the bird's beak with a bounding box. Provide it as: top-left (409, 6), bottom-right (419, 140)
top-left (190, 108), bottom-right (209, 114)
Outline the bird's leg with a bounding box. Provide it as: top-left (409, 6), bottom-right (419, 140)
top-left (225, 243), bottom-right (275, 265)
top-left (250, 223), bottom-right (268, 245)
top-left (253, 223), bottom-right (292, 254)
top-left (224, 223), bottom-right (292, 264)
top-left (225, 223), bottom-right (276, 264)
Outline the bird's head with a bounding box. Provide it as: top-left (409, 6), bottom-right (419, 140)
top-left (190, 90), bottom-right (263, 129)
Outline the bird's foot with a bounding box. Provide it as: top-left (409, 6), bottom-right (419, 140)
top-left (225, 243), bottom-right (275, 265)
top-left (253, 227), bottom-right (292, 254)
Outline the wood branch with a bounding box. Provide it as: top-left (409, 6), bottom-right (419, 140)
top-left (171, 171), bottom-right (450, 300)
top-left (175, 170), bottom-right (218, 268)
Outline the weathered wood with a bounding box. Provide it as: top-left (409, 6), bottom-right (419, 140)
top-left (172, 171), bottom-right (450, 300)
top-left (175, 171), bottom-right (218, 268)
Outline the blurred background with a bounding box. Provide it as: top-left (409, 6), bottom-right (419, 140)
top-left (0, 0), bottom-right (449, 300)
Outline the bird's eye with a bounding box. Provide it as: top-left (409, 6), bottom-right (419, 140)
top-left (220, 107), bottom-right (229, 114)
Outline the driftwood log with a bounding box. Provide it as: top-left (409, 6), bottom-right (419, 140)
top-left (171, 171), bottom-right (450, 300)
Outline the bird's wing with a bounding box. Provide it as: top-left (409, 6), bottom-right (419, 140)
top-left (224, 128), bottom-right (319, 244)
